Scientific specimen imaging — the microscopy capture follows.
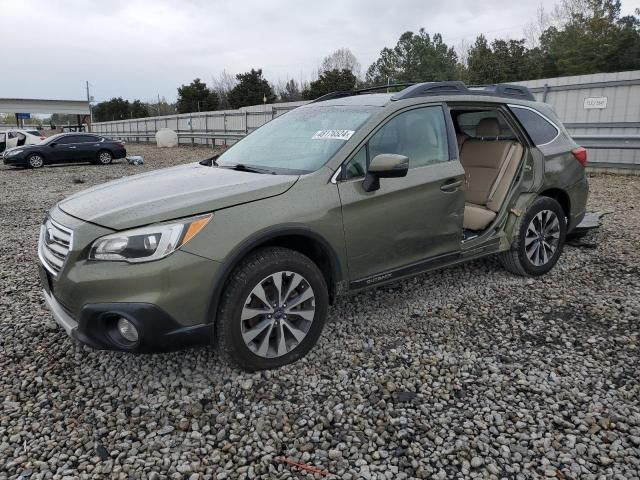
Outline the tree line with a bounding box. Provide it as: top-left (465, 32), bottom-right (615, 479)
top-left (92, 0), bottom-right (639, 122)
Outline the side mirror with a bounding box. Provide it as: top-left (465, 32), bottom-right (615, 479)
top-left (362, 154), bottom-right (409, 192)
top-left (49, 142), bottom-right (56, 147)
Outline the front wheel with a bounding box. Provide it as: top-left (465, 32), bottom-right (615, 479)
top-left (500, 196), bottom-right (567, 277)
top-left (97, 150), bottom-right (113, 165)
top-left (27, 153), bottom-right (45, 169)
top-left (216, 247), bottom-right (328, 371)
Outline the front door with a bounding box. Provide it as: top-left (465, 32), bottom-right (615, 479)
top-left (49, 135), bottom-right (82, 163)
top-left (337, 105), bottom-right (465, 285)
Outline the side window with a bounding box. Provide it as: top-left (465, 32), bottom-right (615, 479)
top-left (456, 111), bottom-right (515, 139)
top-left (56, 136), bottom-right (75, 145)
top-left (77, 135), bottom-right (99, 143)
top-left (343, 146), bottom-right (367, 180)
top-left (369, 106), bottom-right (449, 168)
top-left (509, 106), bottom-right (559, 145)
top-left (7, 131), bottom-right (16, 139)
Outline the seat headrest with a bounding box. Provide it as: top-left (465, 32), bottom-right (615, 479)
top-left (476, 118), bottom-right (500, 138)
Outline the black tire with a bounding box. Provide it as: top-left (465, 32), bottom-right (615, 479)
top-left (500, 196), bottom-right (567, 277)
top-left (216, 247), bottom-right (328, 371)
top-left (97, 150), bottom-right (113, 165)
top-left (26, 153), bottom-right (45, 169)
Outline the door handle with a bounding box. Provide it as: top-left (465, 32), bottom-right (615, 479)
top-left (68, 146), bottom-right (77, 149)
top-left (440, 179), bottom-right (463, 192)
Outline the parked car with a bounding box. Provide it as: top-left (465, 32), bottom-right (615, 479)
top-left (0, 129), bottom-right (46, 152)
top-left (3, 133), bottom-right (126, 168)
top-left (38, 82), bottom-right (588, 370)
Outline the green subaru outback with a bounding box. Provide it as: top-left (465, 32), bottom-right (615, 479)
top-left (39, 82), bottom-right (588, 370)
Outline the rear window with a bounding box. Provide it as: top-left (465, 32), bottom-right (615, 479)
top-left (509, 106), bottom-right (559, 145)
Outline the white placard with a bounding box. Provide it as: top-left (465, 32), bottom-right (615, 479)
top-left (583, 97), bottom-right (607, 109)
top-left (312, 129), bottom-right (355, 141)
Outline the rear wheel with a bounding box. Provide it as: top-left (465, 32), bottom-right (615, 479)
top-left (97, 150), bottom-right (113, 165)
top-left (216, 247), bottom-right (328, 371)
top-left (500, 196), bottom-right (566, 276)
top-left (27, 153), bottom-right (44, 169)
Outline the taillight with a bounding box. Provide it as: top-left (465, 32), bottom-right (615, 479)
top-left (40, 136), bottom-right (46, 140)
top-left (572, 147), bottom-right (587, 167)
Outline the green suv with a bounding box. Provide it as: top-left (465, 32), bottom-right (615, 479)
top-left (39, 82), bottom-right (589, 370)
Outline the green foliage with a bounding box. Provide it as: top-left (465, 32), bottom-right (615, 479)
top-left (302, 69), bottom-right (357, 100)
top-left (278, 79), bottom-right (302, 102)
top-left (467, 35), bottom-right (543, 84)
top-left (366, 29), bottom-right (458, 84)
top-left (92, 98), bottom-right (152, 122)
top-left (362, 1), bottom-right (639, 87)
top-left (177, 78), bottom-right (219, 114)
top-left (539, 0), bottom-right (640, 76)
top-left (130, 100), bottom-right (149, 118)
top-left (93, 98), bottom-right (132, 122)
top-left (227, 69), bottom-right (276, 109)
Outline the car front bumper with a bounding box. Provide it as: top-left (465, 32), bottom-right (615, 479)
top-left (38, 207), bottom-right (222, 352)
top-left (2, 153), bottom-right (27, 165)
top-left (41, 283), bottom-right (213, 352)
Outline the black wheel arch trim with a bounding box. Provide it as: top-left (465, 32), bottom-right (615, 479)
top-left (204, 224), bottom-right (345, 328)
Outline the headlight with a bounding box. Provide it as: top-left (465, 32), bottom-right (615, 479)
top-left (89, 214), bottom-right (212, 263)
top-left (8, 149), bottom-right (24, 156)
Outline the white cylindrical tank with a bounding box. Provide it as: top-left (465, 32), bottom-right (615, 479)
top-left (155, 128), bottom-right (178, 148)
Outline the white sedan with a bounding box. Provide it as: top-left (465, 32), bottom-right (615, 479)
top-left (0, 129), bottom-right (46, 152)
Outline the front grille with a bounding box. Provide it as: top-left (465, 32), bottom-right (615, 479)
top-left (38, 218), bottom-right (73, 277)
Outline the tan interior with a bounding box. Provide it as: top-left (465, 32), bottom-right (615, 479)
top-left (459, 118), bottom-right (523, 231)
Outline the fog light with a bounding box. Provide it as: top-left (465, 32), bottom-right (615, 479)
top-left (116, 317), bottom-right (139, 343)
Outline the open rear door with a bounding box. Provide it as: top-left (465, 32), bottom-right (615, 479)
top-left (5, 131), bottom-right (19, 150)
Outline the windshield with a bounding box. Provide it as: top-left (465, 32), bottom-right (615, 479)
top-left (217, 105), bottom-right (377, 173)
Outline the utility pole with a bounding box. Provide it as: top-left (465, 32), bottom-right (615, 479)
top-left (86, 80), bottom-right (93, 128)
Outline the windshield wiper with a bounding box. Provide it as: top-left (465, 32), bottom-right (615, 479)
top-left (217, 163), bottom-right (276, 175)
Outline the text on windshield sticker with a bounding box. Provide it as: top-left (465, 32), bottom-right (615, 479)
top-left (312, 129), bottom-right (355, 141)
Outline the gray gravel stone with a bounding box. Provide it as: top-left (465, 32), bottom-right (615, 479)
top-left (0, 147), bottom-right (639, 479)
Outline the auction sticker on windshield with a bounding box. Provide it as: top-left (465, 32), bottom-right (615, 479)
top-left (312, 130), bottom-right (355, 141)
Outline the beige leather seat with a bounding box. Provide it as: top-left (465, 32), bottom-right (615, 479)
top-left (456, 133), bottom-right (468, 152)
top-left (460, 118), bottom-right (523, 231)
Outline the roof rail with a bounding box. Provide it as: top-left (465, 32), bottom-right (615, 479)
top-left (311, 83), bottom-right (416, 103)
top-left (310, 91), bottom-right (353, 103)
top-left (390, 81), bottom-right (536, 102)
top-left (311, 81), bottom-right (536, 104)
top-left (391, 81), bottom-right (469, 100)
top-left (467, 84), bottom-right (536, 101)
top-left (354, 83), bottom-right (416, 94)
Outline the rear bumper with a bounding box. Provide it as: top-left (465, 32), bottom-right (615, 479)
top-left (42, 287), bottom-right (212, 352)
top-left (113, 147), bottom-right (127, 159)
top-left (567, 176), bottom-right (589, 232)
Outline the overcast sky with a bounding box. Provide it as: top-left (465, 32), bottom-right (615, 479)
top-left (1, 0), bottom-right (638, 103)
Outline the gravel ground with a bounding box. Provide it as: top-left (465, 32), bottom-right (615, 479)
top-left (1, 145), bottom-right (639, 480)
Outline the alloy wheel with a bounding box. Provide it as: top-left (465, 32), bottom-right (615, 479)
top-left (240, 271), bottom-right (316, 358)
top-left (525, 209), bottom-right (560, 266)
top-left (29, 155), bottom-right (44, 168)
top-left (99, 152), bottom-right (112, 164)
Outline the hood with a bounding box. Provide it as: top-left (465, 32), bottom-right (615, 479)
top-left (58, 163), bottom-right (298, 230)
